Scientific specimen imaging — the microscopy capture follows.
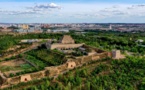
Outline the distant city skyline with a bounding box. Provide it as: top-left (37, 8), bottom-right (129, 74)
top-left (0, 0), bottom-right (145, 23)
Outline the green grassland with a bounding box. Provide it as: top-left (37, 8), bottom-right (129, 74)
top-left (25, 49), bottom-right (66, 67)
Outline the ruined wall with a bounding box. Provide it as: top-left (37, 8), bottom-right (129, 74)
top-left (0, 43), bottom-right (40, 60)
top-left (57, 64), bottom-right (67, 72)
top-left (83, 45), bottom-right (105, 53)
top-left (6, 76), bottom-right (20, 85)
top-left (30, 71), bottom-right (45, 80)
top-left (92, 54), bottom-right (100, 60)
top-left (83, 56), bottom-right (92, 63)
top-left (65, 52), bottom-right (109, 69)
top-left (45, 41), bottom-right (52, 49)
top-left (0, 50), bottom-right (111, 89)
top-left (50, 43), bottom-right (83, 50)
top-left (45, 67), bottom-right (61, 77)
top-left (73, 57), bottom-right (82, 66)
top-left (98, 52), bottom-right (109, 58)
top-left (2, 70), bottom-right (46, 86)
top-left (107, 52), bottom-right (112, 58)
top-left (0, 71), bottom-right (7, 86)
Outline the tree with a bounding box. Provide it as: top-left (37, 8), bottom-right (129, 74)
top-left (7, 26), bottom-right (19, 29)
top-left (40, 84), bottom-right (45, 90)
top-left (87, 81), bottom-right (91, 90)
top-left (75, 75), bottom-right (82, 86)
top-left (0, 27), bottom-right (3, 29)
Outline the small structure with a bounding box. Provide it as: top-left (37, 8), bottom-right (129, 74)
top-left (112, 50), bottom-right (125, 59)
top-left (66, 61), bottom-right (76, 69)
top-left (59, 35), bottom-right (75, 44)
top-left (47, 35), bottom-right (83, 50)
top-left (20, 75), bottom-right (32, 82)
top-left (112, 50), bottom-right (120, 59)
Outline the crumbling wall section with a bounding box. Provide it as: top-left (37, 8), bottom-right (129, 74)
top-left (51, 43), bottom-right (83, 50)
top-left (83, 45), bottom-right (105, 53)
top-left (30, 71), bottom-right (45, 80)
top-left (6, 76), bottom-right (20, 85)
top-left (3, 70), bottom-right (46, 86)
top-left (0, 49), bottom-right (112, 89)
top-left (81, 56), bottom-right (92, 64)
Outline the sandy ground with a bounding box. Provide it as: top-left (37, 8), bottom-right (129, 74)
top-left (0, 59), bottom-right (26, 67)
top-left (0, 59), bottom-right (28, 77)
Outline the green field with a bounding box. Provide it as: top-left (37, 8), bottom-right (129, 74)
top-left (25, 49), bottom-right (66, 66)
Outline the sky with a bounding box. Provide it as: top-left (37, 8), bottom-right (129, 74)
top-left (0, 0), bottom-right (145, 23)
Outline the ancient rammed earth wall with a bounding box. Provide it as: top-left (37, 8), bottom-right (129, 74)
top-left (0, 49), bottom-right (111, 89)
top-left (50, 43), bottom-right (83, 50)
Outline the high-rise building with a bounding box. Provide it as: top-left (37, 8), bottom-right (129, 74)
top-left (109, 24), bottom-right (112, 30)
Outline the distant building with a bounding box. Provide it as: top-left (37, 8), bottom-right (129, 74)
top-left (14, 29), bottom-right (34, 33)
top-left (109, 24), bottom-right (112, 30)
top-left (46, 29), bottom-right (52, 33)
top-left (52, 29), bottom-right (70, 33)
top-left (41, 24), bottom-right (50, 28)
top-left (20, 24), bottom-right (29, 30)
top-left (14, 29), bottom-right (27, 33)
top-left (136, 39), bottom-right (144, 43)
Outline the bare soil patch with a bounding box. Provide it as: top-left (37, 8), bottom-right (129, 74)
top-left (0, 59), bottom-right (26, 67)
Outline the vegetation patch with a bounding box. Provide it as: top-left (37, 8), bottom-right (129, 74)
top-left (25, 49), bottom-right (66, 66)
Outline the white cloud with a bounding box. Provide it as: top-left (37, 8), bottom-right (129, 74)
top-left (27, 3), bottom-right (61, 11)
top-left (0, 2), bottom-right (145, 23)
top-left (0, 10), bottom-right (40, 15)
top-left (0, 3), bottom-right (61, 15)
top-left (65, 3), bottom-right (145, 20)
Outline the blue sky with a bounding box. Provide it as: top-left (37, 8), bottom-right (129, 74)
top-left (1, 0), bottom-right (145, 3)
top-left (0, 0), bottom-right (145, 23)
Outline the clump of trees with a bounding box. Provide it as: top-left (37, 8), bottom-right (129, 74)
top-left (26, 49), bottom-right (66, 66)
top-left (7, 26), bottom-right (19, 29)
top-left (26, 55), bottom-right (47, 69)
top-left (0, 27), bottom-right (3, 29)
top-left (15, 33), bottom-right (62, 40)
top-left (71, 30), bottom-right (145, 54)
top-left (0, 33), bottom-right (63, 53)
top-left (0, 36), bottom-right (18, 53)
